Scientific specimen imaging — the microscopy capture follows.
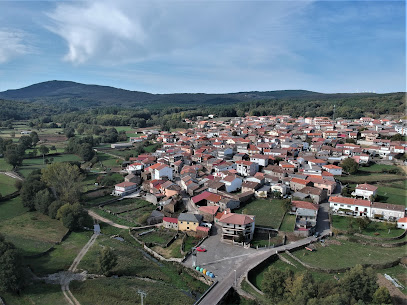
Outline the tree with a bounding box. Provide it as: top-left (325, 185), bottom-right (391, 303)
top-left (285, 271), bottom-right (317, 305)
top-left (231, 130), bottom-right (238, 136)
top-left (39, 145), bottom-right (49, 164)
top-left (64, 127), bottom-right (75, 138)
top-left (48, 200), bottom-right (64, 219)
top-left (50, 145), bottom-right (57, 153)
top-left (30, 131), bottom-right (40, 146)
top-left (372, 287), bottom-right (392, 304)
top-left (41, 162), bottom-right (84, 204)
top-left (57, 203), bottom-right (89, 230)
top-left (262, 268), bottom-right (292, 302)
top-left (98, 247), bottom-right (118, 276)
top-left (282, 199), bottom-right (292, 213)
top-left (340, 265), bottom-right (378, 303)
top-left (20, 179), bottom-right (47, 211)
top-left (18, 135), bottom-right (32, 149)
top-left (33, 189), bottom-right (54, 214)
top-left (355, 217), bottom-right (371, 232)
top-left (0, 235), bottom-right (25, 293)
top-left (340, 158), bottom-right (359, 174)
top-left (4, 144), bottom-right (24, 168)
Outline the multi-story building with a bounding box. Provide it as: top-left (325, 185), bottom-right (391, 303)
top-left (235, 160), bottom-right (259, 177)
top-left (218, 212), bottom-right (255, 244)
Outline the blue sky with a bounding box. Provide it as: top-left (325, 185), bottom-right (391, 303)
top-left (0, 0), bottom-right (405, 93)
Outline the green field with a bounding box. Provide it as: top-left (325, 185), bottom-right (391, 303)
top-left (0, 196), bottom-right (28, 221)
top-left (94, 151), bottom-right (122, 168)
top-left (70, 277), bottom-right (195, 305)
top-left (2, 283), bottom-right (68, 305)
top-left (378, 264), bottom-right (407, 295)
top-left (236, 198), bottom-right (286, 229)
top-left (0, 173), bottom-right (18, 195)
top-left (279, 213), bottom-right (296, 232)
top-left (25, 231), bottom-right (93, 275)
top-left (103, 198), bottom-right (150, 214)
top-left (0, 206), bottom-right (68, 256)
top-left (292, 239), bottom-right (406, 270)
top-left (331, 215), bottom-right (404, 237)
top-left (376, 185), bottom-right (407, 207)
top-left (359, 164), bottom-right (401, 173)
top-left (18, 154), bottom-right (81, 178)
top-left (337, 172), bottom-right (405, 184)
top-left (0, 157), bottom-right (13, 171)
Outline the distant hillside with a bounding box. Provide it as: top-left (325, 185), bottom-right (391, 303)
top-left (0, 80), bottom-right (374, 108)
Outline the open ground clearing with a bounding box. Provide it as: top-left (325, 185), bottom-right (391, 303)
top-left (235, 198), bottom-right (286, 229)
top-left (0, 201), bottom-right (68, 256)
top-left (332, 215), bottom-right (404, 237)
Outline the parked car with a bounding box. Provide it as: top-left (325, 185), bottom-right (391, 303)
top-left (196, 247), bottom-right (207, 252)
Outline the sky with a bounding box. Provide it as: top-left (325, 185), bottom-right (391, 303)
top-left (0, 0), bottom-right (405, 94)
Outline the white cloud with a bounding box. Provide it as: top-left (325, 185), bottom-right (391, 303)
top-left (0, 29), bottom-right (32, 63)
top-left (45, 0), bottom-right (314, 65)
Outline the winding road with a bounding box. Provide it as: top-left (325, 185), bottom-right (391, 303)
top-left (198, 235), bottom-right (322, 305)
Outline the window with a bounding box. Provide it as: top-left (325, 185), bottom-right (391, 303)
top-left (334, 203), bottom-right (337, 206)
top-left (187, 222), bottom-right (189, 224)
top-left (187, 227), bottom-right (189, 230)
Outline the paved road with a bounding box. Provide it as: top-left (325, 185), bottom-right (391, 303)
top-left (199, 235), bottom-right (320, 305)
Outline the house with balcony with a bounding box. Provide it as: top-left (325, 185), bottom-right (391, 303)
top-left (370, 202), bottom-right (406, 221)
top-left (352, 183), bottom-right (377, 200)
top-left (329, 196), bottom-right (371, 217)
top-left (218, 211), bottom-right (255, 244)
top-left (235, 160), bottom-right (259, 177)
top-left (112, 182), bottom-right (138, 197)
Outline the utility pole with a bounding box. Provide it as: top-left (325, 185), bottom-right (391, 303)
top-left (234, 269), bottom-right (237, 287)
top-left (138, 290), bottom-right (147, 305)
top-left (268, 233), bottom-right (270, 248)
top-left (333, 104), bottom-right (336, 121)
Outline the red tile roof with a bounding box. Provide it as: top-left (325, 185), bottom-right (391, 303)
top-left (329, 196), bottom-right (371, 207)
top-left (219, 213), bottom-right (255, 225)
top-left (163, 217), bottom-right (178, 224)
top-left (198, 206), bottom-right (219, 215)
top-left (292, 200), bottom-right (319, 210)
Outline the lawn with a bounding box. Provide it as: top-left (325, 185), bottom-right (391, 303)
top-left (292, 239), bottom-right (407, 270)
top-left (0, 196), bottom-right (28, 222)
top-left (118, 204), bottom-right (156, 225)
top-left (0, 208), bottom-right (68, 256)
top-left (18, 154), bottom-right (81, 178)
top-left (2, 283), bottom-right (68, 305)
top-left (337, 172), bottom-right (405, 184)
top-left (376, 185), bottom-right (407, 207)
top-left (359, 164), bottom-right (401, 173)
top-left (331, 215), bottom-right (404, 237)
top-left (279, 213), bottom-right (296, 232)
top-left (25, 230), bottom-right (93, 275)
top-left (84, 194), bottom-right (115, 207)
top-left (235, 198), bottom-right (286, 229)
top-left (94, 151), bottom-right (122, 168)
top-left (144, 143), bottom-right (161, 153)
top-left (0, 173), bottom-right (18, 196)
top-left (0, 157), bottom-right (13, 171)
top-left (70, 277), bottom-right (195, 305)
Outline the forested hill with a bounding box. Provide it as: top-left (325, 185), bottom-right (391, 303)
top-left (0, 81), bottom-right (405, 123)
top-left (0, 80), bottom-right (379, 108)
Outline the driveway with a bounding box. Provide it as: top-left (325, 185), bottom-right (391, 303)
top-left (316, 202), bottom-right (331, 235)
top-left (183, 225), bottom-right (256, 281)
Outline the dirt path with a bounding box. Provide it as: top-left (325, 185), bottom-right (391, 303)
top-left (60, 229), bottom-right (100, 305)
top-left (2, 171), bottom-right (24, 180)
top-left (87, 210), bottom-right (130, 229)
top-left (377, 273), bottom-right (407, 305)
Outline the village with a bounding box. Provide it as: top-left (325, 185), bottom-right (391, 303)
top-left (105, 115), bottom-right (407, 262)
